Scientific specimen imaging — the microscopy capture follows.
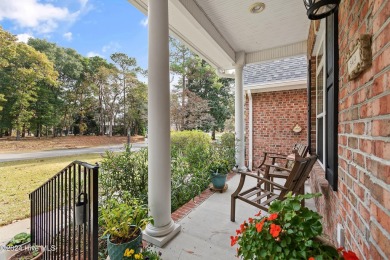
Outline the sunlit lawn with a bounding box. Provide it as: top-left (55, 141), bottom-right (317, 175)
top-left (0, 154), bottom-right (105, 226)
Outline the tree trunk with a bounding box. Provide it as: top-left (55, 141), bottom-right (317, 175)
top-left (212, 128), bottom-right (216, 140)
top-left (109, 117), bottom-right (113, 137)
top-left (22, 124), bottom-right (26, 138)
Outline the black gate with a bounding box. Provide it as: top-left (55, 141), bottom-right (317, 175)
top-left (29, 161), bottom-right (99, 259)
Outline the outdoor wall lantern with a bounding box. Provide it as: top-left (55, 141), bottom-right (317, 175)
top-left (303, 0), bottom-right (340, 20)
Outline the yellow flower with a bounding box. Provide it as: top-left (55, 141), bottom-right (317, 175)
top-left (134, 253), bottom-right (143, 259)
top-left (124, 248), bottom-right (135, 257)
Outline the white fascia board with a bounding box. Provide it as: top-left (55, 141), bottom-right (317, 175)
top-left (244, 79), bottom-right (307, 93)
top-left (246, 41), bottom-right (307, 65)
top-left (128, 0), bottom-right (236, 70)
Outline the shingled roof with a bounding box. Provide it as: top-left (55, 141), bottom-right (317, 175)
top-left (243, 55), bottom-right (307, 86)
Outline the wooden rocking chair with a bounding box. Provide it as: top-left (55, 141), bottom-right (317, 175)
top-left (230, 154), bottom-right (317, 222)
top-left (258, 143), bottom-right (309, 172)
top-left (257, 144), bottom-right (309, 184)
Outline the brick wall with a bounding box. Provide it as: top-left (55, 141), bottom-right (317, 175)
top-left (245, 89), bottom-right (308, 168)
top-left (309, 0), bottom-right (390, 259)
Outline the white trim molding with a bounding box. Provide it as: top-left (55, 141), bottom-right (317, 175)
top-left (246, 41), bottom-right (307, 65)
top-left (244, 79), bottom-right (307, 93)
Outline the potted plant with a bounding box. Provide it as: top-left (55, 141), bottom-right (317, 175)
top-left (101, 196), bottom-right (153, 260)
top-left (6, 232), bottom-right (31, 249)
top-left (208, 158), bottom-right (231, 190)
top-left (230, 192), bottom-right (360, 260)
top-left (8, 245), bottom-right (45, 260)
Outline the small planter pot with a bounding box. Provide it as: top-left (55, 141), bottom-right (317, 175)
top-left (107, 227), bottom-right (142, 260)
top-left (8, 245), bottom-right (45, 260)
top-left (211, 173), bottom-right (227, 189)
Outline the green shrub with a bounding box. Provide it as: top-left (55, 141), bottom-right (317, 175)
top-left (100, 146), bottom-right (148, 204)
top-left (171, 155), bottom-right (211, 211)
top-left (171, 130), bottom-right (212, 166)
top-left (219, 132), bottom-right (236, 167)
top-left (170, 130), bottom-right (213, 211)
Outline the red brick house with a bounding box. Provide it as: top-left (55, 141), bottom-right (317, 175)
top-left (244, 55), bottom-right (309, 169)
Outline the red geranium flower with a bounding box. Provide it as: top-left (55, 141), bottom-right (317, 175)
top-left (248, 217), bottom-right (254, 223)
top-left (308, 257), bottom-right (315, 260)
top-left (240, 221), bottom-right (247, 232)
top-left (256, 219), bottom-right (265, 232)
top-left (254, 211), bottom-right (262, 216)
top-left (269, 223), bottom-right (282, 238)
top-left (230, 235), bottom-right (238, 246)
top-left (236, 229), bottom-right (241, 235)
top-left (342, 250), bottom-right (359, 260)
top-left (267, 213), bottom-right (278, 221)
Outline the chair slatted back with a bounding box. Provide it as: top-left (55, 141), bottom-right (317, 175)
top-left (279, 155), bottom-right (317, 198)
top-left (294, 143), bottom-right (309, 157)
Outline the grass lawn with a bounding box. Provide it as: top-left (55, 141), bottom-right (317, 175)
top-left (0, 154), bottom-right (105, 226)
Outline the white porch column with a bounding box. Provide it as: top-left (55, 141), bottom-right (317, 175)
top-left (247, 90), bottom-right (253, 171)
top-left (144, 0), bottom-right (180, 247)
top-left (235, 56), bottom-right (246, 171)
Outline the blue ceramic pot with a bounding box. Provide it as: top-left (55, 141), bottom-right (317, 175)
top-left (107, 227), bottom-right (142, 260)
top-left (211, 173), bottom-right (227, 189)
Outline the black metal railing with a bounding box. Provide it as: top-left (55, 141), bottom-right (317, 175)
top-left (29, 161), bottom-right (99, 259)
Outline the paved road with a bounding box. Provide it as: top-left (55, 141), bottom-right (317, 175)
top-left (0, 142), bottom-right (147, 162)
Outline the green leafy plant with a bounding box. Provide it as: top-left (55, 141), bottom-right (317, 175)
top-left (208, 158), bottom-right (231, 175)
top-left (231, 193), bottom-right (359, 260)
top-left (219, 132), bottom-right (236, 167)
top-left (100, 145), bottom-right (148, 204)
top-left (100, 195), bottom-right (153, 244)
top-left (6, 232), bottom-right (31, 247)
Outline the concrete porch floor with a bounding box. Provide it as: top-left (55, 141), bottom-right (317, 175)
top-left (153, 173), bottom-right (316, 260)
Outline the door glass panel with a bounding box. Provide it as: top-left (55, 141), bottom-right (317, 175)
top-left (317, 67), bottom-right (324, 115)
top-left (317, 117), bottom-right (324, 163)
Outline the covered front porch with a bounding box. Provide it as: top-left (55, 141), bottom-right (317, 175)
top-left (127, 0), bottom-right (312, 247)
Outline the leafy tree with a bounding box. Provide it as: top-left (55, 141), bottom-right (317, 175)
top-left (169, 39), bottom-right (233, 136)
top-left (0, 27), bottom-right (17, 136)
top-left (99, 66), bottom-right (122, 136)
top-left (169, 37), bottom-right (197, 129)
top-left (187, 58), bottom-right (233, 139)
top-left (28, 39), bottom-right (85, 136)
top-left (110, 52), bottom-right (142, 139)
top-left (86, 56), bottom-right (114, 135)
top-left (0, 40), bottom-right (58, 139)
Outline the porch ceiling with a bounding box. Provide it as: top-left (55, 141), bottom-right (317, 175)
top-left (128, 0), bottom-right (310, 70)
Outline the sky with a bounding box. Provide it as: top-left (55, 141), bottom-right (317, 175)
top-left (0, 0), bottom-right (149, 76)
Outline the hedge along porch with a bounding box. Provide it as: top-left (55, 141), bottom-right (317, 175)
top-left (127, 0), bottom-right (389, 258)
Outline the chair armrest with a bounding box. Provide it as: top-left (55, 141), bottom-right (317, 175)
top-left (237, 171), bottom-right (287, 190)
top-left (263, 151), bottom-right (287, 157)
top-left (263, 163), bottom-right (291, 172)
top-left (268, 155), bottom-right (288, 160)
